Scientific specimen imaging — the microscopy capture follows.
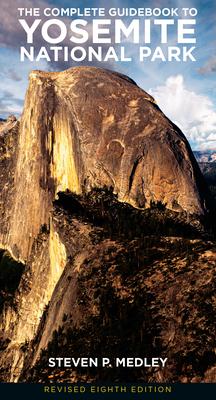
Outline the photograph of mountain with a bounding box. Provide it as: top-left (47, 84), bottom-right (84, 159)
top-left (0, 0), bottom-right (215, 391)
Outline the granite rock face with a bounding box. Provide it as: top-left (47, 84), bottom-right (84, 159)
top-left (1, 67), bottom-right (207, 262)
top-left (26, 67), bottom-right (206, 216)
top-left (0, 67), bottom-right (214, 383)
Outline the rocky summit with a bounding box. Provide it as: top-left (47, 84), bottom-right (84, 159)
top-left (0, 67), bottom-right (215, 383)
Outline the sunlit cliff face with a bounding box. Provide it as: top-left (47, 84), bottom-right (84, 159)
top-left (51, 113), bottom-right (81, 196)
top-left (7, 72), bottom-right (80, 264)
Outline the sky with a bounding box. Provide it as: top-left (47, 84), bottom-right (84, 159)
top-left (0, 0), bottom-right (216, 150)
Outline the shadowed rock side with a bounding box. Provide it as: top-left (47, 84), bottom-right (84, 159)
top-left (0, 116), bottom-right (19, 253)
top-left (0, 67), bottom-right (213, 383)
top-left (21, 192), bottom-right (216, 383)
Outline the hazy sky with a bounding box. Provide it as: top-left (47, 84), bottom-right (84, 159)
top-left (0, 0), bottom-right (215, 150)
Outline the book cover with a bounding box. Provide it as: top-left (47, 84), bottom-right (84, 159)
top-left (0, 0), bottom-right (215, 398)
